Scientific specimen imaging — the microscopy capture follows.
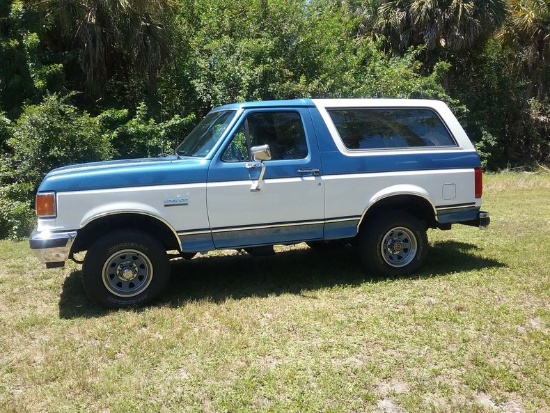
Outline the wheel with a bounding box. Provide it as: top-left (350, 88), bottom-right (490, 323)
top-left (82, 229), bottom-right (170, 308)
top-left (359, 212), bottom-right (428, 276)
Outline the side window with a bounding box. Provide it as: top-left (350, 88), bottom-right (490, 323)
top-left (222, 111), bottom-right (308, 162)
top-left (221, 125), bottom-right (249, 162)
top-left (327, 108), bottom-right (457, 150)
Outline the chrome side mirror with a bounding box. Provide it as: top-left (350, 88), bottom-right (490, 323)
top-left (246, 145), bottom-right (271, 191)
top-left (251, 144), bottom-right (272, 161)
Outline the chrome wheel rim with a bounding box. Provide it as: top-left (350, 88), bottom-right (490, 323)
top-left (102, 249), bottom-right (153, 297)
top-left (380, 226), bottom-right (417, 268)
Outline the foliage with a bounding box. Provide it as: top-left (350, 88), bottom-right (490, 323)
top-left (0, 113), bottom-right (11, 151)
top-left (5, 94), bottom-right (111, 189)
top-left (0, 0), bottom-right (65, 117)
top-left (36, 0), bottom-right (178, 103)
top-left (498, 0), bottom-right (550, 101)
top-left (101, 103), bottom-right (195, 159)
top-left (0, 150), bottom-right (35, 239)
top-left (0, 0), bottom-right (550, 238)
top-left (0, 184), bottom-right (34, 239)
top-left (374, 0), bottom-right (507, 55)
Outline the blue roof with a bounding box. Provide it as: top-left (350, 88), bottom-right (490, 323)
top-left (212, 98), bottom-right (315, 111)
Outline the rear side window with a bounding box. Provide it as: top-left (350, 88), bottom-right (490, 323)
top-left (327, 108), bottom-right (457, 150)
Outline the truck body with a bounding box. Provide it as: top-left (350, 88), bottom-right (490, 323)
top-left (30, 99), bottom-right (490, 307)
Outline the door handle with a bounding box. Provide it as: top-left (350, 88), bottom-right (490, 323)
top-left (297, 168), bottom-right (320, 176)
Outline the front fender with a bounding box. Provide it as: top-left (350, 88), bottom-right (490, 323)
top-left (81, 202), bottom-right (164, 228)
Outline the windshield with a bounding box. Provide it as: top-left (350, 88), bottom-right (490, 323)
top-left (175, 110), bottom-right (236, 158)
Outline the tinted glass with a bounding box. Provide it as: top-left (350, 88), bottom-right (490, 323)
top-left (327, 108), bottom-right (457, 149)
top-left (222, 111), bottom-right (308, 162)
top-left (176, 110), bottom-right (236, 158)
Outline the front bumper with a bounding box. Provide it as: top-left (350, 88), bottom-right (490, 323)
top-left (30, 228), bottom-right (77, 267)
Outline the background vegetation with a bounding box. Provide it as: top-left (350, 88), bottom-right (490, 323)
top-left (1, 0), bottom-right (550, 238)
top-left (1, 172), bottom-right (549, 411)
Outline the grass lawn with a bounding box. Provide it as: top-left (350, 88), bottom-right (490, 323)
top-left (1, 172), bottom-right (549, 412)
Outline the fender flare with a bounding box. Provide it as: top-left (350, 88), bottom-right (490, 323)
top-left (358, 184), bottom-right (437, 229)
top-left (79, 202), bottom-right (181, 250)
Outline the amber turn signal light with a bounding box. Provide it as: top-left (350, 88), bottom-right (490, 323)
top-left (36, 192), bottom-right (56, 217)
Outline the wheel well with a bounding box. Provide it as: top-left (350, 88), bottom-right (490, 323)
top-left (359, 195), bottom-right (436, 231)
top-left (71, 214), bottom-right (180, 254)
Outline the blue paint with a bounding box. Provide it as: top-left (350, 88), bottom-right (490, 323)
top-left (324, 218), bottom-right (361, 239)
top-left (214, 99), bottom-right (315, 112)
top-left (320, 151), bottom-right (481, 175)
top-left (38, 157), bottom-right (210, 192)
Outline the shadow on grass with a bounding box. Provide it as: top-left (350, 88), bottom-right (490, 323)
top-left (59, 240), bottom-right (504, 319)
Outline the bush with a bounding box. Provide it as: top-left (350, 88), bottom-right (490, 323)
top-left (1, 94), bottom-right (113, 239)
top-left (7, 94), bottom-right (112, 189)
top-left (0, 179), bottom-right (35, 240)
top-left (102, 103), bottom-right (195, 159)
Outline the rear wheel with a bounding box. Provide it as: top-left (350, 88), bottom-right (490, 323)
top-left (359, 212), bottom-right (428, 276)
top-left (82, 230), bottom-right (170, 308)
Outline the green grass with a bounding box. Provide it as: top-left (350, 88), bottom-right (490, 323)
top-left (1, 171), bottom-right (549, 412)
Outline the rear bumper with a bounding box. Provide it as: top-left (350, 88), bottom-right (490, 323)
top-left (462, 211), bottom-right (490, 229)
top-left (29, 228), bottom-right (77, 267)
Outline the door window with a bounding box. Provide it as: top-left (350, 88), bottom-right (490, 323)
top-left (222, 111), bottom-right (308, 162)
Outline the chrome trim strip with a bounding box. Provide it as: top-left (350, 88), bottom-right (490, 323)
top-left (435, 203), bottom-right (476, 211)
top-left (210, 220), bottom-right (326, 234)
top-left (177, 217), bottom-right (361, 237)
top-left (325, 216), bottom-right (360, 224)
top-left (177, 229), bottom-right (211, 236)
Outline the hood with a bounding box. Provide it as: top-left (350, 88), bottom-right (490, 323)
top-left (38, 156), bottom-right (210, 193)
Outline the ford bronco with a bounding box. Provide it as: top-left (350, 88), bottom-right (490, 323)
top-left (30, 99), bottom-right (490, 308)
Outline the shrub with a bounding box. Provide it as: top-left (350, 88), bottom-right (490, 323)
top-left (7, 94), bottom-right (112, 189)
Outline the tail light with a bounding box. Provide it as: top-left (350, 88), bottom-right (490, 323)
top-left (36, 192), bottom-right (56, 218)
top-left (474, 167), bottom-right (483, 199)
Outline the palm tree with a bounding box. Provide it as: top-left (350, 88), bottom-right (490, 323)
top-left (375, 0), bottom-right (507, 53)
top-left (498, 0), bottom-right (550, 100)
top-left (38, 0), bottom-right (177, 98)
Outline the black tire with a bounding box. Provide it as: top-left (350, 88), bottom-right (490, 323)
top-left (359, 212), bottom-right (428, 277)
top-left (82, 229), bottom-right (170, 308)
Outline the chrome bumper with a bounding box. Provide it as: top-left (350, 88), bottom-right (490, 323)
top-left (461, 211), bottom-right (491, 229)
top-left (29, 228), bottom-right (77, 267)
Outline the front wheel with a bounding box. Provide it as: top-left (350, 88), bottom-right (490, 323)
top-left (359, 212), bottom-right (428, 277)
top-left (82, 230), bottom-right (170, 308)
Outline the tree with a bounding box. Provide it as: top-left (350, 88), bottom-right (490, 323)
top-left (494, 0), bottom-right (550, 166)
top-left (499, 0), bottom-right (550, 101)
top-left (374, 0), bottom-right (507, 56)
top-left (0, 0), bottom-right (65, 117)
top-left (36, 0), bottom-right (178, 104)
top-left (6, 94), bottom-right (112, 189)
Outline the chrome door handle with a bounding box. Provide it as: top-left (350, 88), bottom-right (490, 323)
top-left (297, 168), bottom-right (320, 176)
